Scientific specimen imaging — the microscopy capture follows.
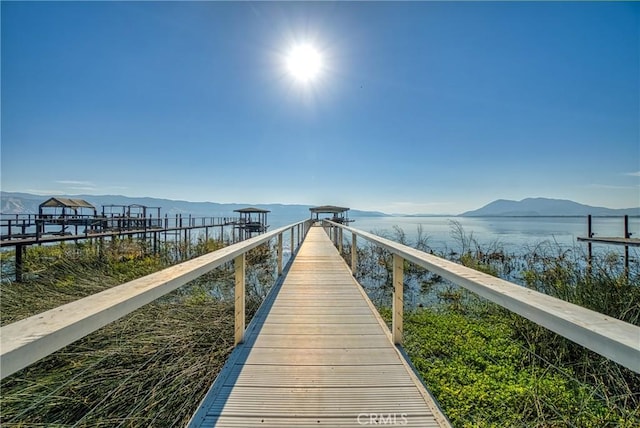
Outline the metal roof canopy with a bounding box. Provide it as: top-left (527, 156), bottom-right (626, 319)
top-left (234, 207), bottom-right (271, 213)
top-left (39, 198), bottom-right (96, 210)
top-left (309, 205), bottom-right (351, 223)
top-left (309, 205), bottom-right (350, 215)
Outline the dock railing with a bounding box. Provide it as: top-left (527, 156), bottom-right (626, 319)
top-left (323, 220), bottom-right (640, 374)
top-left (0, 220), bottom-right (312, 380)
top-left (0, 213), bottom-right (242, 242)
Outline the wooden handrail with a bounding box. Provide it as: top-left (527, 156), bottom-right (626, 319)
top-left (0, 220), bottom-right (311, 380)
top-left (324, 220), bottom-right (640, 374)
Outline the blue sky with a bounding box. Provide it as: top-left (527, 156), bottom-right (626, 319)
top-left (1, 1), bottom-right (638, 214)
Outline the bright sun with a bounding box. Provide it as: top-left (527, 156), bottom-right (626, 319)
top-left (286, 44), bottom-right (322, 83)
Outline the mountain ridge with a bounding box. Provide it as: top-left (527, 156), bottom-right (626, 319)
top-left (461, 197), bottom-right (639, 217)
top-left (2, 192), bottom-right (638, 217)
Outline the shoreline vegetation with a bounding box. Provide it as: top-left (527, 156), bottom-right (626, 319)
top-left (1, 222), bottom-right (639, 427)
top-left (351, 222), bottom-right (639, 427)
top-left (0, 236), bottom-right (276, 427)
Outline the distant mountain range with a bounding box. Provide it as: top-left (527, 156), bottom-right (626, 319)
top-left (461, 197), bottom-right (639, 217)
top-left (1, 192), bottom-right (637, 218)
top-left (0, 192), bottom-right (386, 219)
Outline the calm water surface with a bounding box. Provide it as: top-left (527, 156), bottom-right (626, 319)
top-left (352, 216), bottom-right (639, 251)
top-left (271, 214), bottom-right (639, 254)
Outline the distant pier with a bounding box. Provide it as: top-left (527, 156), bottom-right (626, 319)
top-left (1, 198), bottom-right (272, 282)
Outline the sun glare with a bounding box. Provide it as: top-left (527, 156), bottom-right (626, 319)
top-left (286, 44), bottom-right (323, 83)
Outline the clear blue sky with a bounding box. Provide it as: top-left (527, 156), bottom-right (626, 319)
top-left (2, 1), bottom-right (638, 214)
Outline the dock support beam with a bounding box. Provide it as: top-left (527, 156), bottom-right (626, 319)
top-left (234, 254), bottom-right (245, 345)
top-left (15, 244), bottom-right (24, 283)
top-left (392, 254), bottom-right (404, 345)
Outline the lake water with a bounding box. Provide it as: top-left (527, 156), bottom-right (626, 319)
top-left (271, 215), bottom-right (639, 255)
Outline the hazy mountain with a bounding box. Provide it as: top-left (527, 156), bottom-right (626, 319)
top-left (461, 198), bottom-right (640, 217)
top-left (0, 192), bottom-right (386, 219)
top-left (4, 192), bottom-right (636, 218)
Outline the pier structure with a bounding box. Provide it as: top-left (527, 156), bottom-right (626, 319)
top-left (2, 217), bottom-right (639, 426)
top-left (0, 200), bottom-right (256, 282)
top-left (577, 214), bottom-right (640, 274)
top-left (309, 205), bottom-right (353, 224)
top-left (233, 207), bottom-right (270, 241)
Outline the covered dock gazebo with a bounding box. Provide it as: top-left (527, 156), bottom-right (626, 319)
top-left (234, 207), bottom-right (270, 240)
top-left (37, 197), bottom-right (98, 235)
top-left (309, 205), bottom-right (352, 224)
top-left (38, 198), bottom-right (97, 218)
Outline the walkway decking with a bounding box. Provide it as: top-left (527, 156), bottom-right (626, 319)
top-left (189, 226), bottom-right (449, 427)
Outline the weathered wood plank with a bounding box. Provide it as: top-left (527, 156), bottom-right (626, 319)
top-left (258, 323), bottom-right (384, 335)
top-left (238, 347), bottom-right (402, 365)
top-left (577, 236), bottom-right (640, 247)
top-left (267, 306), bottom-right (374, 315)
top-left (206, 385), bottom-right (432, 415)
top-left (201, 415), bottom-right (442, 428)
top-left (223, 364), bottom-right (416, 387)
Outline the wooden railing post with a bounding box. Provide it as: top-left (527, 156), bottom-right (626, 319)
top-left (338, 227), bottom-right (343, 253)
top-left (392, 254), bottom-right (404, 345)
top-left (234, 254), bottom-right (246, 345)
top-left (290, 227), bottom-right (295, 256)
top-left (277, 233), bottom-right (283, 275)
top-left (351, 233), bottom-right (357, 275)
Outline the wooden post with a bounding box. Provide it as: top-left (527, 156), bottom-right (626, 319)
top-left (351, 233), bottom-right (357, 275)
top-left (277, 233), bottom-right (283, 276)
top-left (15, 244), bottom-right (24, 283)
top-left (624, 215), bottom-right (630, 277)
top-left (290, 228), bottom-right (295, 256)
top-left (338, 227), bottom-right (343, 253)
top-left (234, 254), bottom-right (245, 345)
top-left (392, 254), bottom-right (404, 345)
top-left (587, 215), bottom-right (592, 274)
top-left (153, 232), bottom-right (157, 255)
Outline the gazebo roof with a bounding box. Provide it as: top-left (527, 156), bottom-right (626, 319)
top-left (39, 197), bottom-right (96, 210)
top-left (234, 207), bottom-right (271, 213)
top-left (309, 205), bottom-right (350, 214)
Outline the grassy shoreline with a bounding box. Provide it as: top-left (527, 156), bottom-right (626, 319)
top-left (0, 238), bottom-right (273, 427)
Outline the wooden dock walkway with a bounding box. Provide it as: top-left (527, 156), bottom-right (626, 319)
top-left (189, 226), bottom-right (449, 427)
